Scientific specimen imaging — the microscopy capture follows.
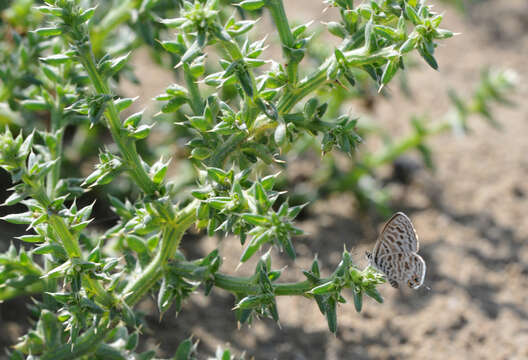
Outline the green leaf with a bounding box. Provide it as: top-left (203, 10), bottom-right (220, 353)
top-left (207, 167), bottom-right (228, 184)
top-left (353, 288), bottom-right (363, 312)
top-left (365, 287), bottom-right (383, 303)
top-left (242, 214), bottom-right (270, 226)
top-left (240, 231), bottom-right (270, 263)
top-left (326, 21), bottom-right (347, 38)
top-left (236, 294), bottom-right (270, 309)
top-left (419, 47), bottom-right (438, 70)
top-left (160, 40), bottom-right (186, 55)
top-left (18, 234), bottom-right (44, 243)
top-left (404, 5), bottom-right (421, 25)
top-left (188, 116), bottom-right (210, 131)
top-left (126, 235), bottom-right (149, 254)
top-left (274, 122), bottom-right (287, 146)
top-left (174, 339), bottom-right (194, 360)
top-left (110, 52), bottom-right (131, 74)
top-left (20, 99), bottom-right (49, 111)
top-left (325, 297), bottom-right (337, 333)
top-left (162, 97), bottom-right (187, 113)
top-left (129, 124), bottom-right (153, 139)
top-left (80, 7), bottom-right (97, 22)
top-left (1, 211), bottom-right (33, 224)
top-left (40, 54), bottom-right (71, 65)
top-left (191, 188), bottom-right (211, 200)
top-left (125, 332), bottom-right (139, 351)
top-left (310, 281), bottom-right (335, 295)
top-left (115, 97), bottom-right (137, 112)
top-left (239, 0), bottom-right (265, 11)
top-left (191, 147), bottom-right (212, 160)
top-left (34, 27), bottom-right (63, 37)
top-left (95, 344), bottom-right (127, 360)
top-left (124, 111), bottom-right (143, 127)
top-left (381, 59), bottom-right (399, 86)
top-left (254, 182), bottom-right (270, 212)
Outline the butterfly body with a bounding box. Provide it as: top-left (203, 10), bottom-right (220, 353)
top-left (367, 212), bottom-right (426, 289)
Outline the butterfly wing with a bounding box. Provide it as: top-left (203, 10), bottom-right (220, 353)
top-left (371, 212), bottom-right (417, 261)
top-left (379, 212), bottom-right (419, 253)
top-left (370, 212), bottom-right (424, 289)
top-left (375, 252), bottom-right (426, 289)
top-left (406, 253), bottom-right (426, 289)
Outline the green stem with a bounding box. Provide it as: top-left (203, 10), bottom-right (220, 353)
top-left (77, 48), bottom-right (158, 196)
top-left (217, 274), bottom-right (317, 296)
top-left (184, 69), bottom-right (204, 115)
top-left (277, 62), bottom-right (329, 114)
top-left (169, 260), bottom-right (338, 296)
top-left (209, 132), bottom-right (247, 168)
top-left (18, 178), bottom-right (114, 306)
top-left (47, 99), bottom-right (64, 198)
top-left (277, 45), bottom-right (398, 114)
top-left (362, 121), bottom-right (449, 169)
top-left (40, 318), bottom-right (114, 360)
top-left (123, 201), bottom-right (198, 306)
top-left (265, 0), bottom-right (298, 84)
top-left (48, 214), bottom-right (114, 307)
top-left (0, 280), bottom-right (46, 301)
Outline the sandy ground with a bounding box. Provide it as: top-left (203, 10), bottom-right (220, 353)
top-left (2, 1), bottom-right (528, 359)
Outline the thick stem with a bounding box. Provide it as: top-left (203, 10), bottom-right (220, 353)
top-left (47, 100), bottom-right (64, 197)
top-left (265, 0), bottom-right (298, 84)
top-left (277, 62), bottom-right (329, 114)
top-left (184, 69), bottom-right (204, 115)
top-left (277, 45), bottom-right (398, 114)
top-left (123, 201), bottom-right (198, 305)
top-left (209, 132), bottom-right (247, 168)
top-left (77, 48), bottom-right (158, 196)
top-left (40, 318), bottom-right (114, 360)
top-left (48, 214), bottom-right (115, 307)
top-left (0, 279), bottom-right (46, 301)
top-left (170, 259), bottom-right (337, 296)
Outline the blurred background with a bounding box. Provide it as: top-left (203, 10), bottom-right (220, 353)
top-left (1, 0), bottom-right (527, 359)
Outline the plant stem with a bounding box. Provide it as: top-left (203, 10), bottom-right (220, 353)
top-left (47, 99), bottom-right (64, 197)
top-left (277, 45), bottom-right (399, 114)
top-left (362, 121), bottom-right (449, 169)
top-left (0, 280), bottom-right (45, 301)
top-left (123, 200), bottom-right (198, 306)
top-left (47, 214), bottom-right (115, 307)
top-left (40, 318), bottom-right (114, 360)
top-left (278, 61), bottom-right (329, 114)
top-left (76, 47), bottom-right (158, 196)
top-left (170, 260), bottom-right (336, 296)
top-left (265, 0), bottom-right (298, 84)
top-left (184, 69), bottom-right (204, 115)
top-left (209, 132), bottom-right (247, 167)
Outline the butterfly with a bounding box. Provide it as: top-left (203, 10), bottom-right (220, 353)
top-left (366, 212), bottom-right (426, 289)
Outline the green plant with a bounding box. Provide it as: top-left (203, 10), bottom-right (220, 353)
top-left (0, 0), bottom-right (455, 358)
top-left (283, 67), bottom-right (518, 215)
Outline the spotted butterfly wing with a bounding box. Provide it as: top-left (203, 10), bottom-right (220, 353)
top-left (367, 212), bottom-right (426, 289)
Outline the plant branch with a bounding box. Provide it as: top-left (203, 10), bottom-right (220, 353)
top-left (123, 200), bottom-right (199, 306)
top-left (76, 46), bottom-right (158, 196)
